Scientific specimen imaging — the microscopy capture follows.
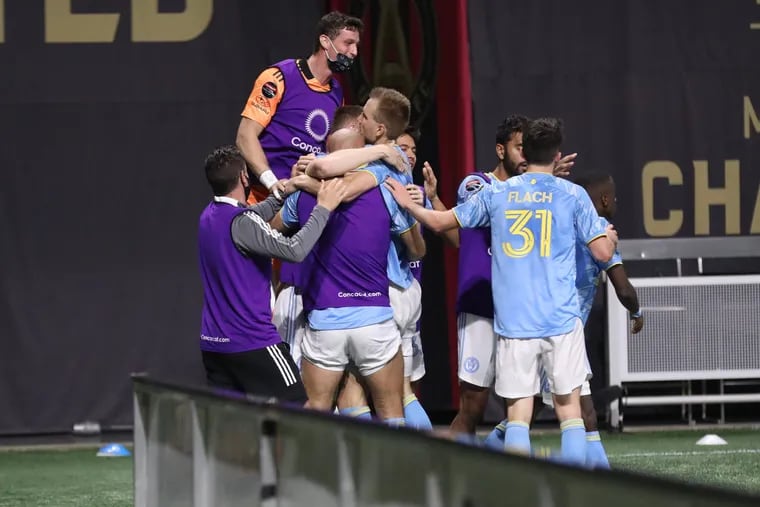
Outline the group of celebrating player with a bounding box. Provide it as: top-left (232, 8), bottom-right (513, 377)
top-left (197, 11), bottom-right (644, 469)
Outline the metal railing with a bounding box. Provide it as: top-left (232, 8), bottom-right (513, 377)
top-left (133, 375), bottom-right (759, 507)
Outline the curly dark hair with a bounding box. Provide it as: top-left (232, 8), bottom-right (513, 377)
top-left (204, 145), bottom-right (245, 196)
top-left (495, 114), bottom-right (529, 146)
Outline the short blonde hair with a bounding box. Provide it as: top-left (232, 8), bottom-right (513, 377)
top-left (368, 87), bottom-right (410, 140)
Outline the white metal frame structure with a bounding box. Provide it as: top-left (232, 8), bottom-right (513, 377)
top-left (607, 274), bottom-right (760, 429)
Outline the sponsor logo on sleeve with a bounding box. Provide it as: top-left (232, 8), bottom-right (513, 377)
top-left (253, 95), bottom-right (271, 115)
top-left (464, 178), bottom-right (484, 194)
top-left (261, 81), bottom-right (278, 99)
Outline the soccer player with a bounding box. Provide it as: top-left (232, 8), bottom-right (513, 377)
top-left (272, 124), bottom-right (410, 420)
top-left (396, 126), bottom-right (419, 169)
top-left (280, 127), bottom-right (424, 425)
top-left (425, 116), bottom-right (574, 441)
top-left (447, 115), bottom-right (530, 438)
top-left (329, 105), bottom-right (364, 136)
top-left (236, 11), bottom-right (363, 202)
top-left (272, 105), bottom-right (365, 371)
top-left (395, 126), bottom-right (434, 427)
top-left (307, 89), bottom-right (431, 429)
top-left (560, 172), bottom-right (644, 468)
top-left (197, 146), bottom-right (344, 402)
top-left (384, 118), bottom-right (618, 466)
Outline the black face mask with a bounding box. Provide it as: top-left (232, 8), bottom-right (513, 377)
top-left (325, 39), bottom-right (354, 73)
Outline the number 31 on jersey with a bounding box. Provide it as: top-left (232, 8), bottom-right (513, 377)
top-left (502, 209), bottom-right (552, 258)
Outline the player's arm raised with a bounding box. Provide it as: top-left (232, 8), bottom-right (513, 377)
top-left (384, 178), bottom-right (460, 233)
top-left (422, 162), bottom-right (460, 247)
top-left (607, 265), bottom-right (644, 334)
top-left (285, 172), bottom-right (371, 203)
top-left (306, 144), bottom-right (407, 178)
top-left (231, 180), bottom-right (345, 262)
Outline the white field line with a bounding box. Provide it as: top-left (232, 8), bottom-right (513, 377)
top-left (609, 448), bottom-right (760, 458)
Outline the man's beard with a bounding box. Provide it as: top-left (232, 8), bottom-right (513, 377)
top-left (504, 158), bottom-right (527, 177)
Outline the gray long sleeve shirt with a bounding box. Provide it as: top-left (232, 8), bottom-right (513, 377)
top-left (231, 195), bottom-right (330, 262)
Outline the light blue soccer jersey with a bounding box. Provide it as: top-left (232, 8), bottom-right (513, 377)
top-left (360, 160), bottom-right (418, 289)
top-left (281, 190), bottom-right (301, 227)
top-left (575, 216), bottom-right (623, 324)
top-left (453, 172), bottom-right (607, 338)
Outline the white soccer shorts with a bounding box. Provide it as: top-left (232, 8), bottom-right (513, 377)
top-left (272, 286), bottom-right (305, 370)
top-left (389, 279), bottom-right (423, 379)
top-left (457, 312), bottom-right (497, 388)
top-left (301, 319), bottom-right (401, 377)
top-left (495, 318), bottom-right (590, 399)
top-left (408, 329), bottom-right (426, 382)
top-left (541, 380), bottom-right (593, 407)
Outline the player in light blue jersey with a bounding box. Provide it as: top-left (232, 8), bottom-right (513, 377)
top-left (385, 118), bottom-right (618, 466)
top-left (307, 90), bottom-right (431, 430)
top-left (569, 172), bottom-right (643, 468)
top-left (489, 172), bottom-right (644, 466)
top-left (395, 126), bottom-right (437, 430)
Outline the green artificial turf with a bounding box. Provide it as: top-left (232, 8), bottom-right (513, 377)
top-left (0, 448), bottom-right (133, 507)
top-left (0, 429), bottom-right (759, 505)
top-left (531, 428), bottom-right (760, 495)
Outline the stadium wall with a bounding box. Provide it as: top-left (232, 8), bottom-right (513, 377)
top-left (2, 0), bottom-right (758, 435)
top-left (468, 0), bottom-right (760, 239)
top-left (0, 0), bottom-right (325, 434)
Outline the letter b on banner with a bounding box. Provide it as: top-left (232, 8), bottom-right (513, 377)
top-left (132, 0), bottom-right (213, 42)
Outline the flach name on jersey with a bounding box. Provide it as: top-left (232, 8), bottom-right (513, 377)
top-left (507, 191), bottom-right (553, 203)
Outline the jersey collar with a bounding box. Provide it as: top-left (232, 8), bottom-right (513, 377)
top-left (214, 195), bottom-right (246, 208)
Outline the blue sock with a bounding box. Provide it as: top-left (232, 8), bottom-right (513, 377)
top-left (586, 431), bottom-right (611, 469)
top-left (383, 417), bottom-right (406, 427)
top-left (339, 406), bottom-right (372, 420)
top-left (483, 419), bottom-right (507, 450)
top-left (560, 418), bottom-right (587, 466)
top-left (504, 421), bottom-right (531, 455)
top-left (403, 395), bottom-right (433, 430)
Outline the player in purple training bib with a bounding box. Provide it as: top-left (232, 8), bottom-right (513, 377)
top-left (277, 128), bottom-right (423, 426)
top-left (236, 11), bottom-right (363, 202)
top-left (272, 105), bottom-right (365, 372)
top-left (197, 146), bottom-right (344, 402)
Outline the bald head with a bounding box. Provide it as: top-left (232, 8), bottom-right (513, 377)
top-left (327, 127), bottom-right (366, 153)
